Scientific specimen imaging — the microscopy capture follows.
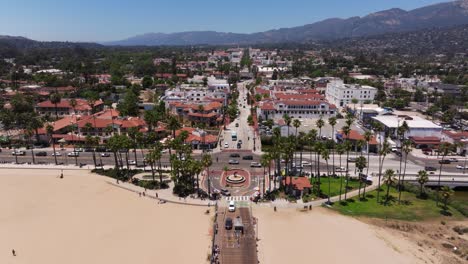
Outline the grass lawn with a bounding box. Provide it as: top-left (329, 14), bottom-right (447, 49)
top-left (332, 186), bottom-right (465, 221)
top-left (315, 176), bottom-right (362, 197)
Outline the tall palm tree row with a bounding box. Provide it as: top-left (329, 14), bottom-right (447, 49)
top-left (436, 142), bottom-right (451, 206)
top-left (328, 117), bottom-right (337, 178)
top-left (336, 143), bottom-right (346, 202)
top-left (355, 155), bottom-right (367, 199)
top-left (362, 130), bottom-right (373, 199)
top-left (46, 123), bottom-right (58, 165)
top-left (398, 139), bottom-right (412, 203)
top-left (383, 169), bottom-right (397, 205)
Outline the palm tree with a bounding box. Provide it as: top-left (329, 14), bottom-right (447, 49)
top-left (362, 130), bottom-right (373, 198)
top-left (440, 186), bottom-right (454, 212)
top-left (167, 115), bottom-right (181, 139)
top-left (144, 110), bottom-right (160, 132)
top-left (283, 113), bottom-right (291, 136)
top-left (49, 92), bottom-right (61, 120)
top-left (316, 116), bottom-right (325, 139)
top-left (416, 170), bottom-right (429, 198)
top-left (436, 142), bottom-right (451, 206)
top-left (260, 154), bottom-right (270, 196)
top-left (292, 119), bottom-right (301, 166)
top-left (85, 135), bottom-right (98, 168)
top-left (314, 141), bottom-right (324, 195)
top-left (328, 117), bottom-right (337, 177)
top-left (145, 150), bottom-right (157, 183)
top-left (321, 148), bottom-right (331, 203)
top-left (376, 139), bottom-right (391, 202)
top-left (355, 155), bottom-right (367, 199)
top-left (127, 127), bottom-right (139, 166)
top-left (342, 125), bottom-right (352, 200)
top-left (201, 154), bottom-right (213, 198)
top-left (396, 122), bottom-right (409, 197)
top-left (107, 134), bottom-right (123, 177)
top-left (383, 169), bottom-right (397, 205)
top-left (307, 129), bottom-right (317, 179)
top-left (136, 131), bottom-right (146, 167)
top-left (25, 128), bottom-right (35, 164)
top-left (282, 137), bottom-right (296, 191)
top-left (398, 139), bottom-right (412, 203)
top-left (46, 124), bottom-right (58, 165)
top-left (70, 123), bottom-right (78, 166)
top-left (336, 143), bottom-right (346, 202)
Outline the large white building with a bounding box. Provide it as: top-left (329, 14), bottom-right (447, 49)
top-left (257, 100), bottom-right (337, 120)
top-left (325, 80), bottom-right (377, 107)
top-left (371, 115), bottom-right (442, 138)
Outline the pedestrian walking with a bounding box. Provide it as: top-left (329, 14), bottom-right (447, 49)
top-left (12, 249), bottom-right (16, 256)
top-left (155, 192), bottom-right (158, 198)
top-left (139, 192), bottom-right (141, 197)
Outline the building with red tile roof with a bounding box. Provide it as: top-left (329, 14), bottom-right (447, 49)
top-left (175, 127), bottom-right (218, 149)
top-left (36, 99), bottom-right (104, 117)
top-left (283, 177), bottom-right (312, 197)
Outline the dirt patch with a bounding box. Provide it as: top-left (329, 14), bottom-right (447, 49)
top-left (363, 218), bottom-right (468, 264)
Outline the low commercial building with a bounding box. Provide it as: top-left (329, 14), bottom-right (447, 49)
top-left (371, 115), bottom-right (442, 139)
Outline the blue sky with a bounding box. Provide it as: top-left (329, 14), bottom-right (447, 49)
top-left (0, 0), bottom-right (448, 42)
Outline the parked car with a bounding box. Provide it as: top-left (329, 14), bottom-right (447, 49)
top-left (425, 166), bottom-right (437, 171)
top-left (456, 165), bottom-right (465, 170)
top-left (51, 152), bottom-right (61, 156)
top-left (228, 201), bottom-right (236, 212)
top-left (438, 159), bottom-right (451, 164)
top-left (229, 153), bottom-right (240, 158)
top-left (250, 162), bottom-right (262, 168)
top-left (449, 158), bottom-right (458, 162)
top-left (228, 159), bottom-right (239, 165)
top-left (335, 166), bottom-right (348, 172)
top-left (129, 160), bottom-right (137, 165)
top-left (35, 151), bottom-right (47, 156)
top-left (225, 217), bottom-right (233, 230)
top-left (235, 123), bottom-right (239, 127)
top-left (238, 140), bottom-right (242, 144)
top-left (347, 157), bottom-right (356, 162)
top-left (11, 150), bottom-right (26, 156)
top-left (224, 142), bottom-right (229, 148)
top-left (242, 155), bottom-right (253, 160)
top-left (75, 148), bottom-right (84, 152)
top-left (301, 161), bottom-right (311, 166)
top-left (101, 153), bottom-right (110, 157)
top-left (220, 188), bottom-right (231, 196)
top-left (67, 152), bottom-right (79, 157)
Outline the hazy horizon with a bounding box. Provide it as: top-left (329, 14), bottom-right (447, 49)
top-left (0, 0), bottom-right (450, 42)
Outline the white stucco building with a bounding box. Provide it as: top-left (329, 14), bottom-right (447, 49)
top-left (325, 80), bottom-right (377, 107)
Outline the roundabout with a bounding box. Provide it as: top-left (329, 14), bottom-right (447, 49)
top-left (226, 171), bottom-right (246, 184)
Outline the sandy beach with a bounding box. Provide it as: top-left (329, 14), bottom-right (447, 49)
top-left (255, 207), bottom-right (433, 264)
top-left (0, 169), bottom-right (212, 264)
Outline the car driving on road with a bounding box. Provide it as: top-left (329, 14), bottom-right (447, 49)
top-left (101, 153), bottom-right (110, 157)
top-left (250, 162), bottom-right (261, 168)
top-left (67, 152), bottom-right (79, 157)
top-left (11, 150), bottom-right (26, 156)
top-left (228, 159), bottom-right (239, 165)
top-left (228, 201), bottom-right (236, 212)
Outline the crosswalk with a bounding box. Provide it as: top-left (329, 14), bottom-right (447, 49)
top-left (225, 196), bottom-right (250, 201)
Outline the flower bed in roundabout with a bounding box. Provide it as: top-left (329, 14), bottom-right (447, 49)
top-left (222, 169), bottom-right (250, 187)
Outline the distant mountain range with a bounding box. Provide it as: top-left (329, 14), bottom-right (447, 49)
top-left (106, 0), bottom-right (468, 46)
top-left (0, 35), bottom-right (101, 50)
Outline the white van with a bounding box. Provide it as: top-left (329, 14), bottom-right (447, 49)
top-left (228, 201), bottom-right (236, 212)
